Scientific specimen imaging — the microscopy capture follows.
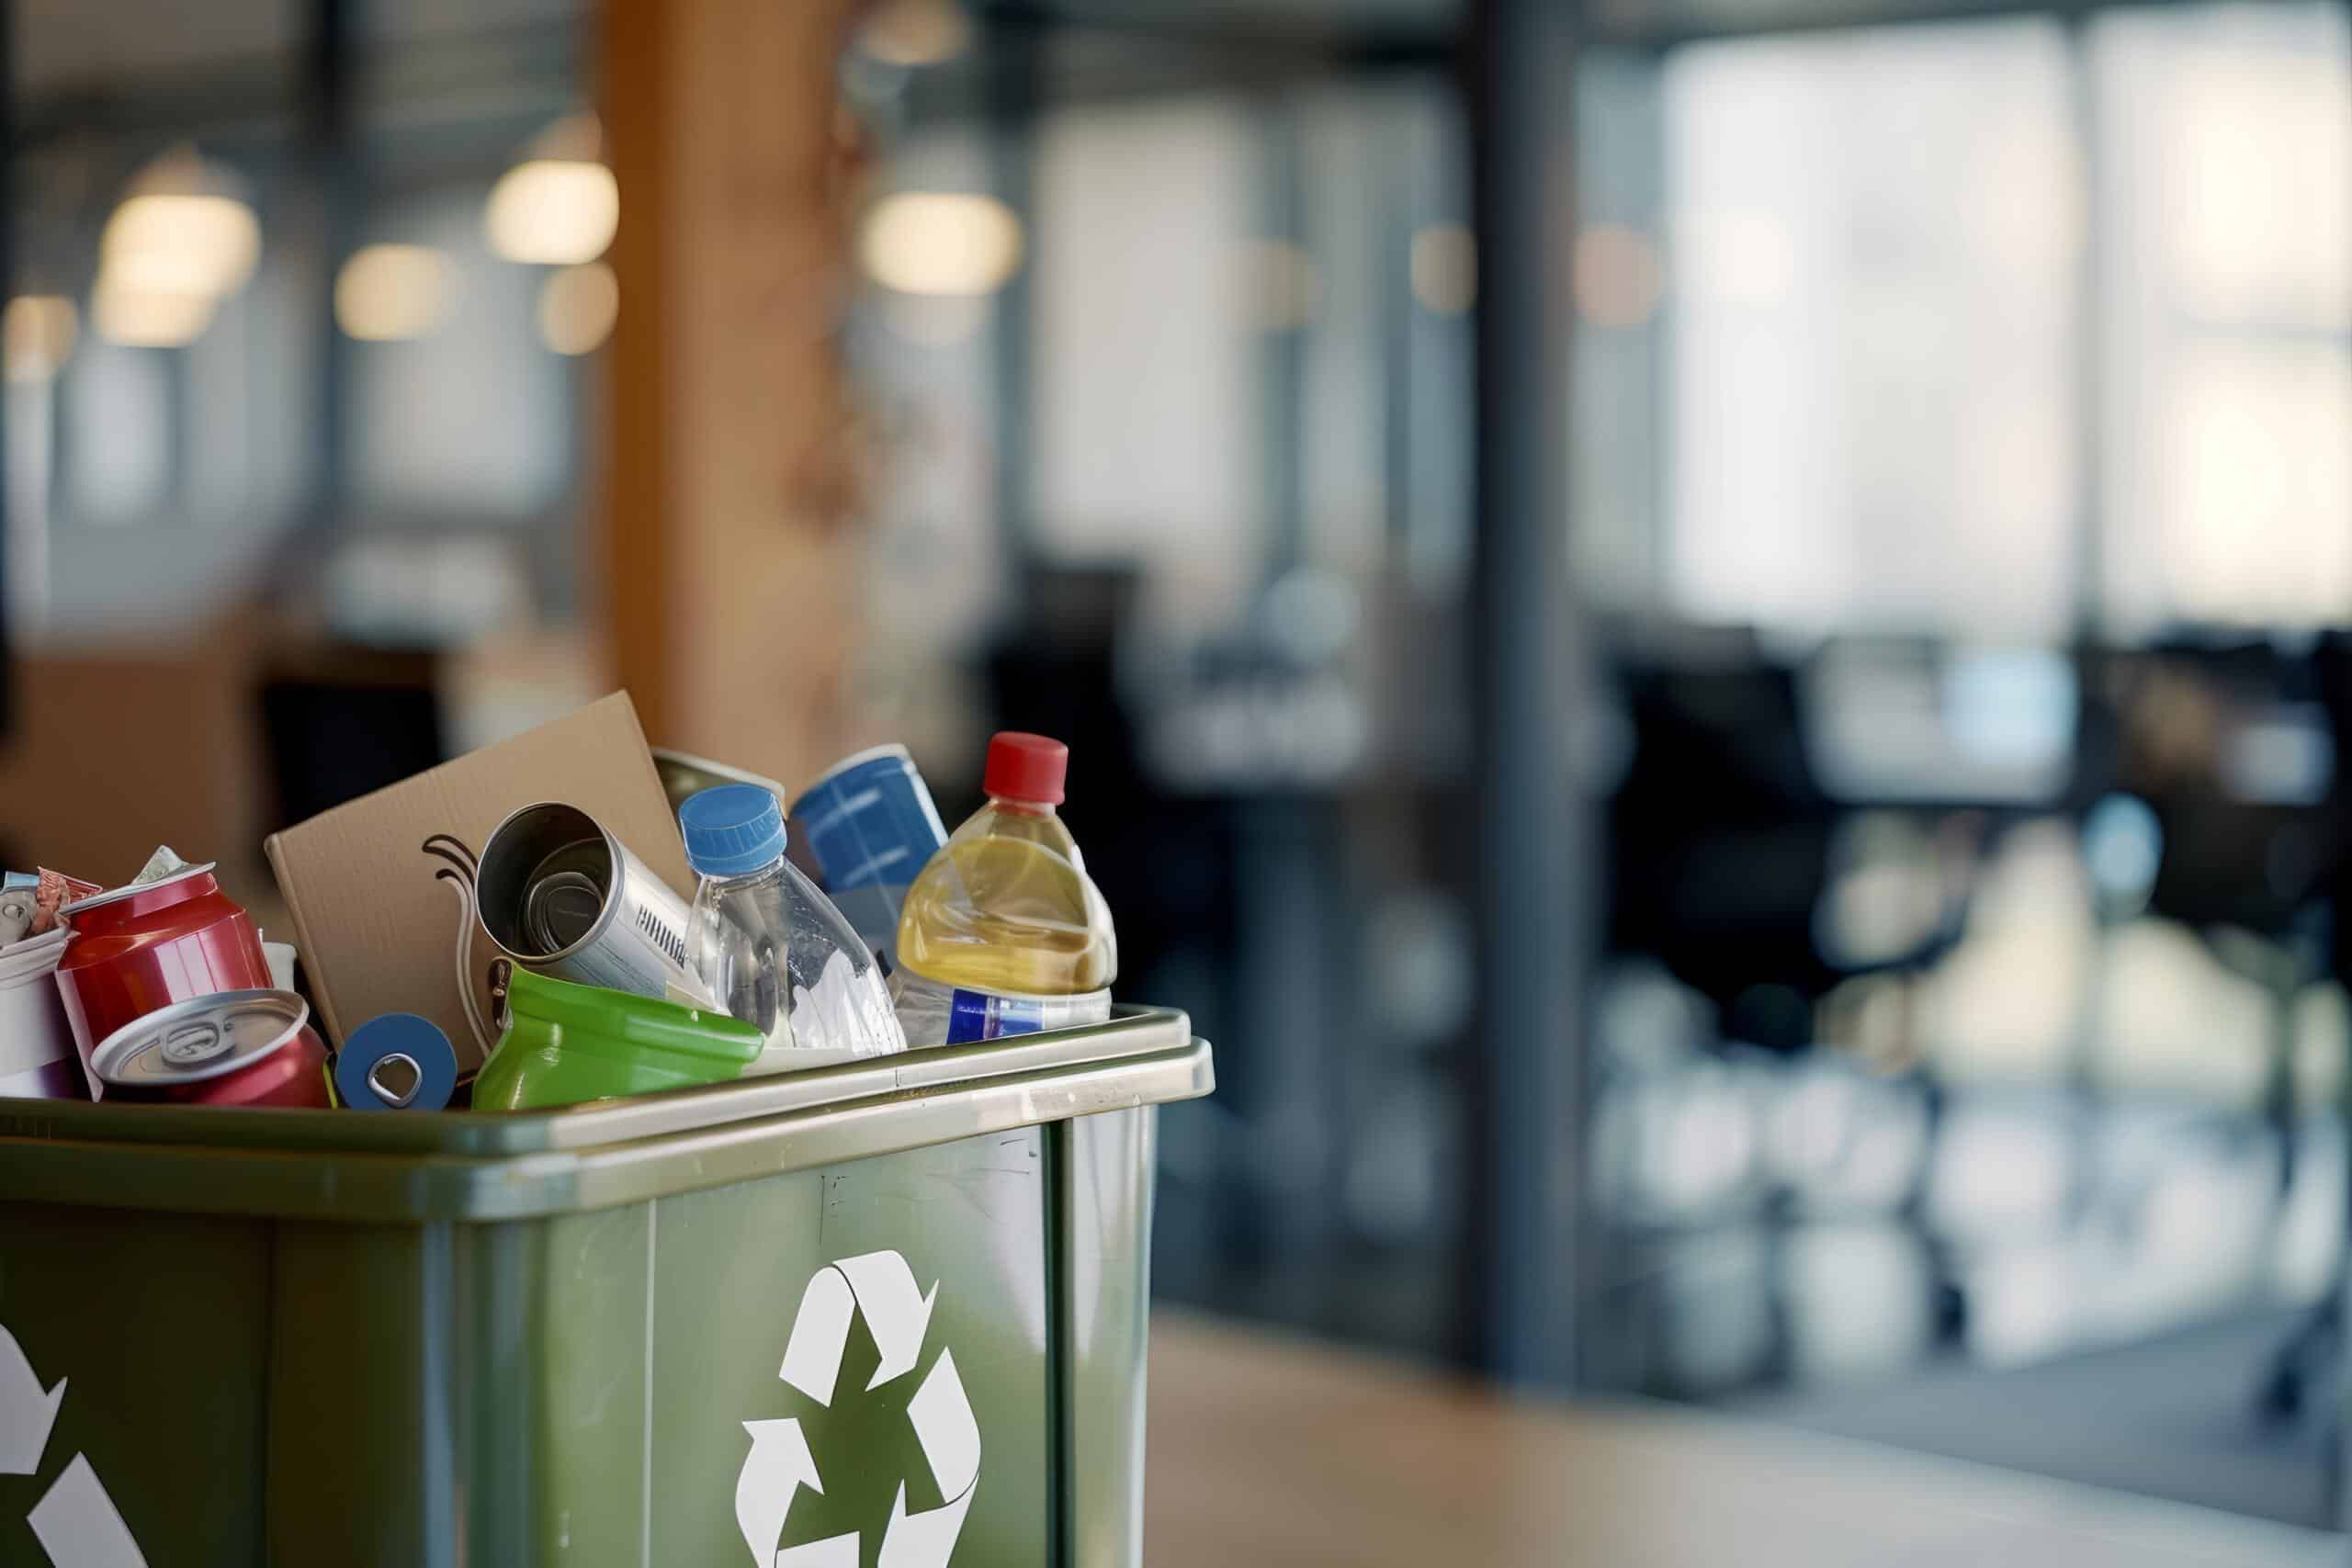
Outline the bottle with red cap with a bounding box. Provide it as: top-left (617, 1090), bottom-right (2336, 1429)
top-left (890, 731), bottom-right (1118, 1046)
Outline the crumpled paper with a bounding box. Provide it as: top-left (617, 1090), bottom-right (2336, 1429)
top-left (132, 845), bottom-right (191, 886)
top-left (29, 867), bottom-right (99, 936)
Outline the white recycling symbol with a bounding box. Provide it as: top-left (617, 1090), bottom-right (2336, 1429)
top-left (1, 1323), bottom-right (149, 1568)
top-left (735, 1249), bottom-right (980, 1568)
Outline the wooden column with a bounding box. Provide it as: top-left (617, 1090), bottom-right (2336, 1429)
top-left (602, 0), bottom-right (867, 786)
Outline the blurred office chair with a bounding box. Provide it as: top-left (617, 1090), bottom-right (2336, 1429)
top-left (1602, 629), bottom-right (2075, 1389)
top-left (2174, 636), bottom-right (2352, 1450)
top-left (2097, 638), bottom-right (2344, 1446)
top-left (1607, 630), bottom-right (1973, 1051)
top-left (2103, 641), bottom-right (2337, 939)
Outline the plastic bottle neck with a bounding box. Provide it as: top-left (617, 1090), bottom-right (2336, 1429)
top-left (695, 853), bottom-right (787, 887)
top-left (985, 794), bottom-right (1059, 819)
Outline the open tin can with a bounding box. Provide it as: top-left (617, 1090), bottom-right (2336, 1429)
top-left (476, 802), bottom-right (710, 1006)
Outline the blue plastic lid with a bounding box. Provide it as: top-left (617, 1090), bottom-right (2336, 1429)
top-left (679, 784), bottom-right (787, 878)
top-left (336, 1013), bottom-right (459, 1111)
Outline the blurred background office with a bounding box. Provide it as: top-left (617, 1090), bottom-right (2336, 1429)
top-left (0, 0), bottom-right (2348, 1537)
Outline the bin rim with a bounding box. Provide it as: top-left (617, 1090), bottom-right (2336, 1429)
top-left (0, 1004), bottom-right (1213, 1222)
top-left (2, 1002), bottom-right (1190, 1155)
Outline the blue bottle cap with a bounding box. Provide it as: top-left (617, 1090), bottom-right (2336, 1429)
top-left (679, 784), bottom-right (787, 878)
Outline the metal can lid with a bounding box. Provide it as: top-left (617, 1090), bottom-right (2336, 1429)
top-left (91, 987), bottom-right (309, 1087)
top-left (61, 861), bottom-right (220, 915)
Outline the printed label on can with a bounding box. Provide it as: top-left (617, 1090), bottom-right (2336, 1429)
top-left (552, 938), bottom-right (670, 1000)
top-left (542, 896), bottom-right (717, 1008)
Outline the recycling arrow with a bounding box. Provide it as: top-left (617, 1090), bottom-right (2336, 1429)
top-left (735, 1419), bottom-right (823, 1568)
top-left (779, 1251), bottom-right (939, 1405)
top-left (28, 1455), bottom-right (147, 1568)
top-left (3, 1322), bottom-right (147, 1567)
top-left (881, 1348), bottom-right (979, 1568)
top-left (879, 1481), bottom-right (977, 1568)
top-left (0, 1324), bottom-right (65, 1476)
top-left (745, 1249), bottom-right (979, 1568)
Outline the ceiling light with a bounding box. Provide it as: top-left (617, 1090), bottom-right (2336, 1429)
top-left (100, 193), bottom-right (261, 300)
top-left (860, 192), bottom-right (1023, 297)
top-left (537, 262), bottom-right (619, 355)
top-left (335, 244), bottom-right (454, 342)
top-left (486, 161), bottom-right (619, 265)
top-left (4, 296), bottom-right (78, 381)
top-left (859, 0), bottom-right (971, 66)
top-left (1574, 224), bottom-right (1662, 329)
top-left (92, 279), bottom-right (216, 348)
top-left (1410, 223), bottom-right (1476, 316)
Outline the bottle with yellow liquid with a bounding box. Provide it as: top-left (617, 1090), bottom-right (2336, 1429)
top-left (891, 731), bottom-right (1117, 1046)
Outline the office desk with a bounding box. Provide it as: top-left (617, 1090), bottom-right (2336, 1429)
top-left (1145, 1314), bottom-right (2339, 1567)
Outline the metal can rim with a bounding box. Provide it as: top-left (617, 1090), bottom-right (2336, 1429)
top-left (90, 987), bottom-right (310, 1087)
top-left (60, 861), bottom-right (221, 916)
top-left (478, 802), bottom-right (623, 964)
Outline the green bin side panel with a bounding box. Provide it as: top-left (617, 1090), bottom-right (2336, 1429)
top-left (0, 1114), bottom-right (1155, 1567)
top-left (0, 1203), bottom-right (270, 1566)
top-left (464, 1218), bottom-right (546, 1565)
top-left (250, 1129), bottom-right (1056, 1568)
top-left (637, 1125), bottom-right (1052, 1567)
top-left (266, 1219), bottom-right (467, 1566)
top-left (532, 1203), bottom-right (650, 1562)
top-left (1060, 1108), bottom-right (1156, 1568)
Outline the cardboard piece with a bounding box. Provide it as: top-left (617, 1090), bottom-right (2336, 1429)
top-left (265, 692), bottom-right (691, 1070)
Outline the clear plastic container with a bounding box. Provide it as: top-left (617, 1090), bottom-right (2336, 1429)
top-left (677, 784), bottom-right (905, 1071)
top-left (893, 732), bottom-right (1117, 1046)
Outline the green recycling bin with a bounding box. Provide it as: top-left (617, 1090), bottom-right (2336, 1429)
top-left (0, 1005), bottom-right (1212, 1567)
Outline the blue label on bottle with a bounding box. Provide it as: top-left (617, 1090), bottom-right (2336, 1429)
top-left (944, 988), bottom-right (1050, 1045)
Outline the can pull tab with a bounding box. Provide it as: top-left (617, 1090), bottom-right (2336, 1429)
top-left (489, 957), bottom-right (514, 1034)
top-left (161, 1021), bottom-right (231, 1066)
top-left (366, 1053), bottom-right (424, 1109)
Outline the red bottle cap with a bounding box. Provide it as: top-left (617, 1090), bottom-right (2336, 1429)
top-left (983, 731), bottom-right (1069, 805)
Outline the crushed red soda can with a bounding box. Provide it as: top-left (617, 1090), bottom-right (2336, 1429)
top-left (53, 861), bottom-right (273, 1099)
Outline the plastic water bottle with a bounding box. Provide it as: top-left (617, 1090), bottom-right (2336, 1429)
top-left (678, 784), bottom-right (905, 1071)
top-left (892, 732), bottom-right (1117, 1046)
